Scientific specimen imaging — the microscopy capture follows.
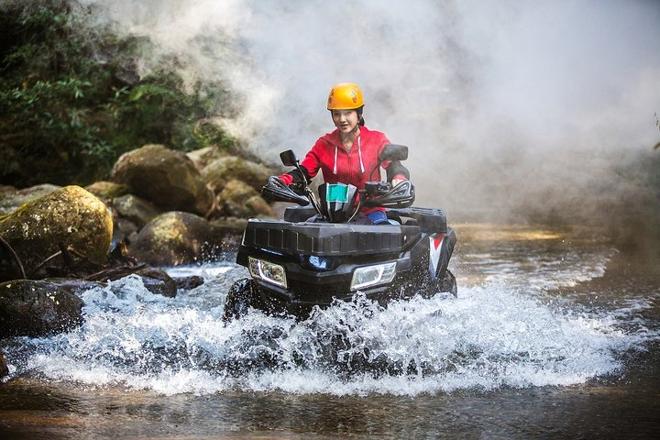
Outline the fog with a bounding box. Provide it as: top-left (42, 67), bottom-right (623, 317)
top-left (80, 0), bottom-right (660, 224)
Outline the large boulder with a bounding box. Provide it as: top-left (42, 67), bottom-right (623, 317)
top-left (130, 211), bottom-right (221, 266)
top-left (201, 156), bottom-right (271, 193)
top-left (0, 184), bottom-right (61, 215)
top-left (0, 186), bottom-right (113, 274)
top-left (112, 194), bottom-right (160, 229)
top-left (186, 146), bottom-right (227, 171)
top-left (111, 144), bottom-right (214, 216)
top-left (85, 181), bottom-right (130, 202)
top-left (0, 278), bottom-right (98, 337)
top-left (218, 179), bottom-right (274, 218)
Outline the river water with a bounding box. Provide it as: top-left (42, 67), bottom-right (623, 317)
top-left (1, 224), bottom-right (658, 439)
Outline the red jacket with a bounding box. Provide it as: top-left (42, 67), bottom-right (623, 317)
top-left (280, 126), bottom-right (402, 189)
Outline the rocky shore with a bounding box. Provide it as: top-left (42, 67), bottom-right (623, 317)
top-left (0, 144), bottom-right (278, 377)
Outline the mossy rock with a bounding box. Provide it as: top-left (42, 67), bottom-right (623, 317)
top-left (209, 217), bottom-right (248, 235)
top-left (0, 185), bottom-right (15, 196)
top-left (187, 146), bottom-right (228, 171)
top-left (218, 179), bottom-right (274, 218)
top-left (0, 186), bottom-right (113, 272)
top-left (85, 181), bottom-right (130, 202)
top-left (0, 184), bottom-right (61, 216)
top-left (201, 156), bottom-right (271, 193)
top-left (130, 211), bottom-right (220, 266)
top-left (111, 144), bottom-right (214, 215)
top-left (112, 194), bottom-right (160, 228)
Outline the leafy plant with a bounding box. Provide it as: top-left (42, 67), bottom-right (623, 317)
top-left (0, 0), bottom-right (238, 187)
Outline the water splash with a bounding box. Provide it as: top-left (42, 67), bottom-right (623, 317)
top-left (4, 262), bottom-right (656, 396)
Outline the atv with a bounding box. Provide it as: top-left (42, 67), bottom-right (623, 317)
top-left (222, 145), bottom-right (457, 321)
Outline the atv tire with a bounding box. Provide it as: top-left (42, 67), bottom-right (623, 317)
top-left (222, 278), bottom-right (265, 322)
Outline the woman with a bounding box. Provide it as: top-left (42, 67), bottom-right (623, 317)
top-left (277, 82), bottom-right (409, 224)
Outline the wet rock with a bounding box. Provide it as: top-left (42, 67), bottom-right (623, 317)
top-left (135, 267), bottom-right (177, 297)
top-left (244, 195), bottom-right (274, 218)
top-left (0, 186), bottom-right (113, 274)
top-left (0, 239), bottom-right (23, 281)
top-left (113, 218), bottom-right (139, 245)
top-left (85, 181), bottom-right (130, 202)
top-left (209, 217), bottom-right (248, 250)
top-left (111, 144), bottom-right (214, 216)
top-left (0, 350), bottom-right (8, 378)
top-left (130, 211), bottom-right (220, 266)
top-left (173, 275), bottom-right (205, 291)
top-left (0, 278), bottom-right (98, 337)
top-left (112, 194), bottom-right (160, 229)
top-left (0, 184), bottom-right (61, 215)
top-left (0, 185), bottom-right (15, 196)
top-left (209, 216), bottom-right (248, 235)
top-left (218, 179), bottom-right (274, 218)
top-left (187, 146), bottom-right (227, 171)
top-left (202, 156), bottom-right (271, 193)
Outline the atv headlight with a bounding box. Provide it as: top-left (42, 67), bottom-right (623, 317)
top-left (248, 257), bottom-right (287, 288)
top-left (350, 262), bottom-right (397, 291)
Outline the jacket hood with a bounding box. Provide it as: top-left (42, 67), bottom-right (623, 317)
top-left (321, 126), bottom-right (374, 149)
top-left (320, 127), bottom-right (368, 175)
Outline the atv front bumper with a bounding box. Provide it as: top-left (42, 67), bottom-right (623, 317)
top-left (237, 244), bottom-right (424, 307)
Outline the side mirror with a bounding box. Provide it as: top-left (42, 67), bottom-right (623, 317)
top-left (280, 149), bottom-right (298, 166)
top-left (379, 144), bottom-right (408, 162)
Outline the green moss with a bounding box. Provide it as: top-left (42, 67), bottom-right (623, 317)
top-left (0, 185), bottom-right (113, 267)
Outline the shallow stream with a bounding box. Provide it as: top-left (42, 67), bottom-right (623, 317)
top-left (1, 224), bottom-right (658, 438)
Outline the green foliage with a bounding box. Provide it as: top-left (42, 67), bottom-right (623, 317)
top-left (0, 0), bottom-right (238, 187)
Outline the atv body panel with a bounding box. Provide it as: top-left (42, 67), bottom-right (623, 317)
top-left (232, 206), bottom-right (456, 317)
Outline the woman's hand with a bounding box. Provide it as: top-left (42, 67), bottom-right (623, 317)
top-left (391, 174), bottom-right (408, 186)
top-left (276, 173), bottom-right (294, 186)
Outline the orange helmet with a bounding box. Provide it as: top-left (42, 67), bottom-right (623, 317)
top-left (327, 82), bottom-right (364, 110)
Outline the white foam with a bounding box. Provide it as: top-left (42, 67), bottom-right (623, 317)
top-left (164, 264), bottom-right (233, 282)
top-left (6, 272), bottom-right (656, 396)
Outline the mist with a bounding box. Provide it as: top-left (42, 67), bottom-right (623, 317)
top-left (79, 0), bottom-right (660, 226)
